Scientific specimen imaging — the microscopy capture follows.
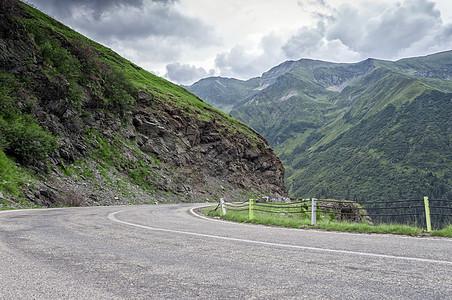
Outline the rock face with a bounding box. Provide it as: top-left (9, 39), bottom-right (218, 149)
top-left (131, 93), bottom-right (285, 198)
top-left (0, 0), bottom-right (286, 207)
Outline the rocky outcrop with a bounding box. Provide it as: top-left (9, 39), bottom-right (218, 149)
top-left (132, 92), bottom-right (285, 198)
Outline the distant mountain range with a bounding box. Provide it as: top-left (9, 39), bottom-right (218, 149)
top-left (185, 51), bottom-right (452, 201)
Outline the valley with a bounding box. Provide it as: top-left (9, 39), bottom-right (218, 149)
top-left (186, 53), bottom-right (452, 201)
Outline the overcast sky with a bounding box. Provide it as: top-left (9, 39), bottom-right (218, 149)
top-left (24, 0), bottom-right (452, 85)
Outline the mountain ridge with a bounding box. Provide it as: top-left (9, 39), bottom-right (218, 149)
top-left (186, 50), bottom-right (452, 201)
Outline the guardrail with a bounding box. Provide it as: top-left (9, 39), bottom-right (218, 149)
top-left (218, 197), bottom-right (452, 231)
top-left (356, 197), bottom-right (452, 231)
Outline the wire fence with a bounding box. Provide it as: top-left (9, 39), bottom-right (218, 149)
top-left (356, 198), bottom-right (452, 230)
top-left (218, 197), bottom-right (452, 231)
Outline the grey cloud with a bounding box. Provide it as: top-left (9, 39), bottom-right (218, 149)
top-left (27, 0), bottom-right (215, 45)
top-left (215, 45), bottom-right (261, 79)
top-left (165, 63), bottom-right (213, 85)
top-left (398, 20), bottom-right (452, 57)
top-left (215, 33), bottom-right (286, 79)
top-left (296, 0), bottom-right (334, 21)
top-left (438, 23), bottom-right (452, 44)
top-left (26, 0), bottom-right (219, 70)
top-left (326, 0), bottom-right (443, 58)
top-left (110, 36), bottom-right (187, 64)
top-left (324, 5), bottom-right (365, 49)
top-left (297, 0), bottom-right (331, 12)
top-left (28, 0), bottom-right (175, 19)
top-left (28, 0), bottom-right (144, 19)
top-left (75, 5), bottom-right (214, 44)
top-left (284, 0), bottom-right (449, 61)
top-left (260, 33), bottom-right (287, 57)
top-left (282, 24), bottom-right (324, 59)
top-left (359, 0), bottom-right (441, 57)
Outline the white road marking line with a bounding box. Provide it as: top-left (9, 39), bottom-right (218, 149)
top-left (108, 210), bottom-right (452, 266)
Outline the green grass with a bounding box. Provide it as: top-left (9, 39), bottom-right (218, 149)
top-left (311, 220), bottom-right (423, 235)
top-left (202, 204), bottom-right (451, 237)
top-left (0, 150), bottom-right (32, 198)
top-left (431, 225), bottom-right (452, 237)
top-left (0, 71), bottom-right (57, 164)
top-left (0, 149), bottom-right (40, 209)
top-left (207, 208), bottom-right (312, 228)
top-left (18, 0), bottom-right (263, 144)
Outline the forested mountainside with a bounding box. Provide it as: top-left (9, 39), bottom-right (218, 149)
top-left (186, 52), bottom-right (452, 201)
top-left (0, 0), bottom-right (286, 208)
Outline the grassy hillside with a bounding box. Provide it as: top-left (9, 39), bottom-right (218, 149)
top-left (16, 1), bottom-right (260, 138)
top-left (287, 90), bottom-right (451, 200)
top-left (0, 0), bottom-right (286, 208)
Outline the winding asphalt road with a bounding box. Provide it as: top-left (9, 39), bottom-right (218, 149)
top-left (0, 203), bottom-right (451, 299)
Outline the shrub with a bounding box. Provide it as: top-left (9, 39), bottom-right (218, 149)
top-left (3, 114), bottom-right (57, 162)
top-left (0, 71), bottom-right (57, 163)
top-left (69, 39), bottom-right (137, 116)
top-left (0, 149), bottom-right (28, 196)
top-left (102, 65), bottom-right (136, 115)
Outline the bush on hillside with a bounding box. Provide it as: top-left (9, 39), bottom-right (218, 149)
top-left (0, 71), bottom-right (57, 163)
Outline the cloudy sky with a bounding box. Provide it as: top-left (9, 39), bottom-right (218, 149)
top-left (24, 0), bottom-right (452, 85)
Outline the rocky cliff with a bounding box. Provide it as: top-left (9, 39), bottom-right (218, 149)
top-left (0, 0), bottom-right (286, 208)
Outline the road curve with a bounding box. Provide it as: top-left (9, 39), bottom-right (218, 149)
top-left (0, 204), bottom-right (451, 299)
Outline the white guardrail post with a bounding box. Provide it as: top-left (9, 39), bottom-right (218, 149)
top-left (220, 198), bottom-right (226, 216)
top-left (311, 198), bottom-right (317, 225)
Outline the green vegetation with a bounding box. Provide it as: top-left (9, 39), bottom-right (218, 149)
top-left (82, 129), bottom-right (163, 192)
top-left (0, 0), bottom-right (273, 206)
top-left (0, 150), bottom-right (33, 202)
top-left (202, 204), bottom-right (452, 237)
top-left (0, 66), bottom-right (55, 206)
top-left (23, 17), bottom-right (137, 116)
top-left (287, 90), bottom-right (451, 202)
top-left (207, 207), bottom-right (312, 228)
top-left (19, 0), bottom-right (258, 138)
top-left (17, 0), bottom-right (263, 141)
top-left (0, 71), bottom-right (57, 163)
top-left (313, 221), bottom-right (423, 235)
top-left (431, 225), bottom-right (452, 237)
top-left (182, 77), bottom-right (261, 113)
top-left (187, 52), bottom-right (452, 204)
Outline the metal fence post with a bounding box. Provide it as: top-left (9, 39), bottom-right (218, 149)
top-left (249, 199), bottom-right (254, 220)
top-left (220, 198), bottom-right (226, 216)
top-left (311, 198), bottom-right (317, 225)
top-left (423, 196), bottom-right (431, 232)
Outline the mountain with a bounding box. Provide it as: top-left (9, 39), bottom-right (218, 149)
top-left (0, 0), bottom-right (286, 208)
top-left (182, 77), bottom-right (260, 113)
top-left (186, 52), bottom-right (452, 201)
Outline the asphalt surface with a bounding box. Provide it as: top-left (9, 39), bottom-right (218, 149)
top-left (0, 203), bottom-right (451, 299)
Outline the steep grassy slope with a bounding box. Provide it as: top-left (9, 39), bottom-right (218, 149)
top-left (288, 90), bottom-right (451, 200)
top-left (187, 52), bottom-right (452, 201)
top-left (0, 0), bottom-right (286, 208)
